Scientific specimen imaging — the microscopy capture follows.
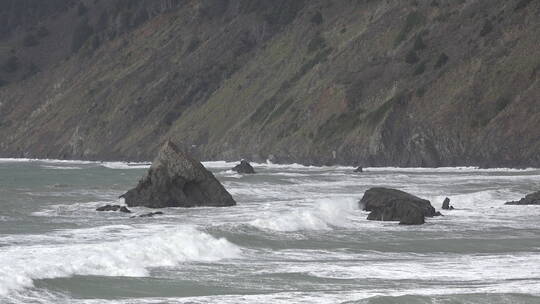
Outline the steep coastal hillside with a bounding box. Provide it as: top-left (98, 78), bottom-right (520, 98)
top-left (0, 0), bottom-right (539, 167)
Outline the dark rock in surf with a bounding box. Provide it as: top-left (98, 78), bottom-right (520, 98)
top-left (442, 197), bottom-right (454, 210)
top-left (505, 191), bottom-right (540, 205)
top-left (96, 205), bottom-right (119, 211)
top-left (354, 166), bottom-right (363, 173)
top-left (119, 206), bottom-right (131, 213)
top-left (232, 160), bottom-right (256, 174)
top-left (96, 204), bottom-right (131, 213)
top-left (120, 140), bottom-right (236, 208)
top-left (131, 211), bottom-right (164, 218)
top-left (360, 187), bottom-right (440, 225)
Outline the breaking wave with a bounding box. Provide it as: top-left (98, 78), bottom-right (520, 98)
top-left (250, 198), bottom-right (359, 232)
top-left (0, 226), bottom-right (241, 296)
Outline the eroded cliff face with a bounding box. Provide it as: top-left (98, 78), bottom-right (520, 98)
top-left (0, 0), bottom-right (539, 167)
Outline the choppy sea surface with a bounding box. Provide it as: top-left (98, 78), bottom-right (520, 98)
top-left (0, 158), bottom-right (539, 304)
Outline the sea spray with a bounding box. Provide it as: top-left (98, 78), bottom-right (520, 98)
top-left (250, 198), bottom-right (359, 232)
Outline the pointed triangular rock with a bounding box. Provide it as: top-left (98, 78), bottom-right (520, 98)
top-left (121, 140), bottom-right (236, 208)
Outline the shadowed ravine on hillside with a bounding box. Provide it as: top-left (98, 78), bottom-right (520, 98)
top-left (0, 0), bottom-right (539, 167)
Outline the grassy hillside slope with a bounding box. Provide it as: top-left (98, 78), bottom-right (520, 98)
top-left (0, 0), bottom-right (539, 167)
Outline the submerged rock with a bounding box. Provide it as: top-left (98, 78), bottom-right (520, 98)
top-left (96, 205), bottom-right (131, 213)
top-left (354, 167), bottom-right (363, 173)
top-left (360, 187), bottom-right (440, 225)
top-left (505, 191), bottom-right (540, 205)
top-left (232, 160), bottom-right (256, 174)
top-left (131, 211), bottom-right (164, 218)
top-left (121, 140), bottom-right (236, 208)
top-left (442, 197), bottom-right (454, 210)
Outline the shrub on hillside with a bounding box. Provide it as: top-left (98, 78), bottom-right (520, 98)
top-left (405, 50), bottom-right (419, 64)
top-left (413, 35), bottom-right (426, 51)
top-left (395, 11), bottom-right (424, 46)
top-left (71, 22), bottom-right (94, 52)
top-left (310, 11), bottom-right (323, 25)
top-left (434, 53), bottom-right (449, 69)
top-left (479, 20), bottom-right (493, 37)
top-left (307, 32), bottom-right (326, 53)
top-left (2, 56), bottom-right (19, 73)
top-left (77, 3), bottom-right (88, 16)
top-left (22, 34), bottom-right (39, 47)
top-left (413, 61), bottom-right (426, 76)
top-left (37, 26), bottom-right (49, 38)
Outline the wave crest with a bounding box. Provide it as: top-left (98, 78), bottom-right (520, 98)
top-left (0, 226), bottom-right (241, 296)
top-left (250, 198), bottom-right (359, 232)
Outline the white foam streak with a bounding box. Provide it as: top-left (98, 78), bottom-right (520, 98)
top-left (40, 165), bottom-right (83, 170)
top-left (0, 226), bottom-right (241, 296)
top-left (99, 162), bottom-right (151, 169)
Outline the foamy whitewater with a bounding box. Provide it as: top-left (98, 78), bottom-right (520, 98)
top-left (0, 159), bottom-right (539, 303)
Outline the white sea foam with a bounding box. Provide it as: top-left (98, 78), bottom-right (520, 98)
top-left (3, 157), bottom-right (538, 173)
top-left (100, 162), bottom-right (151, 169)
top-left (40, 165), bottom-right (83, 170)
top-left (201, 161), bottom-right (237, 169)
top-left (0, 158), bottom-right (96, 164)
top-left (250, 198), bottom-right (359, 232)
top-left (31, 199), bottom-right (126, 217)
top-left (0, 226), bottom-right (241, 296)
top-left (365, 166), bottom-right (540, 173)
top-left (278, 252), bottom-right (540, 283)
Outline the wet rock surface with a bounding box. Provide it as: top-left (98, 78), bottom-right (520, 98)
top-left (442, 197), bottom-right (454, 210)
top-left (120, 140), bottom-right (236, 208)
top-left (232, 160), bottom-right (256, 174)
top-left (505, 191), bottom-right (540, 205)
top-left (360, 188), bottom-right (440, 225)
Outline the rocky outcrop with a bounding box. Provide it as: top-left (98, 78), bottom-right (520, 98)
top-left (120, 140), bottom-right (236, 208)
top-left (442, 197), bottom-right (454, 210)
top-left (232, 160), bottom-right (256, 174)
top-left (96, 205), bottom-right (131, 213)
top-left (505, 191), bottom-right (540, 205)
top-left (360, 188), bottom-right (440, 225)
top-left (354, 167), bottom-right (363, 173)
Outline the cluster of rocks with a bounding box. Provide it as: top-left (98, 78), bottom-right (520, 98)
top-left (95, 140), bottom-right (537, 227)
top-left (96, 204), bottom-right (131, 213)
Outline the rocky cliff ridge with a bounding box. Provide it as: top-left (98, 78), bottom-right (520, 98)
top-left (0, 0), bottom-right (539, 167)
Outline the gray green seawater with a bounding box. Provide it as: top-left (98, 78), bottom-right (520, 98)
top-left (0, 159), bottom-right (539, 303)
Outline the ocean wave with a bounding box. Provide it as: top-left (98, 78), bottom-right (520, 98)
top-left (0, 226), bottom-right (241, 296)
top-left (249, 198), bottom-right (359, 232)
